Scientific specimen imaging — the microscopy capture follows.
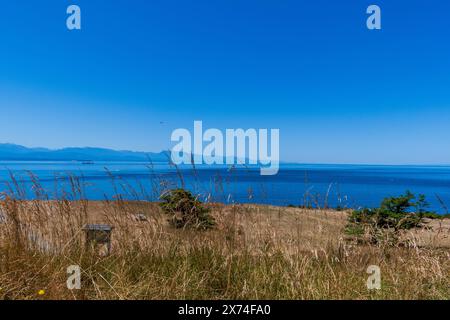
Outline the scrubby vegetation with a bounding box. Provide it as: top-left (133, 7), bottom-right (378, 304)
top-left (346, 191), bottom-right (448, 245)
top-left (159, 188), bottom-right (215, 230)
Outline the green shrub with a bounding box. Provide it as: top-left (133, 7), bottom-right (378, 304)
top-left (346, 191), bottom-right (438, 245)
top-left (159, 189), bottom-right (215, 230)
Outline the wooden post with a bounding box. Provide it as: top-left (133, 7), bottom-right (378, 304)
top-left (82, 224), bottom-right (114, 256)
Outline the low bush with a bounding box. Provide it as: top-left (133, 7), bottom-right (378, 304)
top-left (159, 189), bottom-right (215, 230)
top-left (346, 191), bottom-right (438, 244)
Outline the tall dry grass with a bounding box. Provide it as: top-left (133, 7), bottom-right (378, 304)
top-left (0, 171), bottom-right (449, 300)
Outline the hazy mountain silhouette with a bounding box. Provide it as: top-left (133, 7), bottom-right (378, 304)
top-left (0, 144), bottom-right (170, 162)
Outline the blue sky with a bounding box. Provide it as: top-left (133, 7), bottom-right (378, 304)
top-left (0, 0), bottom-right (449, 164)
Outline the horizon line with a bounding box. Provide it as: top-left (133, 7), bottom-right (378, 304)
top-left (1, 142), bottom-right (450, 167)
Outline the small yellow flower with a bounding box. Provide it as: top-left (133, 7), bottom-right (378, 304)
top-left (38, 289), bottom-right (45, 296)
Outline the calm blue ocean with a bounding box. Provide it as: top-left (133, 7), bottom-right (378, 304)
top-left (1, 161), bottom-right (450, 213)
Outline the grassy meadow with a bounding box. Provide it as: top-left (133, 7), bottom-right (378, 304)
top-left (0, 195), bottom-right (449, 300)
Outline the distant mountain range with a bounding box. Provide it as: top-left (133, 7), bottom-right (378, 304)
top-left (0, 144), bottom-right (170, 162)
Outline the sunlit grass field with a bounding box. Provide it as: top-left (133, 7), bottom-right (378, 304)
top-left (0, 196), bottom-right (448, 300)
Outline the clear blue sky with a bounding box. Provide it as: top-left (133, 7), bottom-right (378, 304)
top-left (1, 0), bottom-right (449, 164)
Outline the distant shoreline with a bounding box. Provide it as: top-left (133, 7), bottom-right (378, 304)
top-left (1, 159), bottom-right (450, 168)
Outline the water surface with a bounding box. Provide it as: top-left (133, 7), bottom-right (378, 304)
top-left (1, 161), bottom-right (449, 213)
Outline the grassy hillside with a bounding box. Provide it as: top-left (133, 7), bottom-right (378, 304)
top-left (0, 199), bottom-right (448, 300)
